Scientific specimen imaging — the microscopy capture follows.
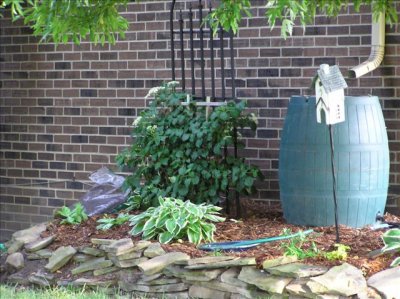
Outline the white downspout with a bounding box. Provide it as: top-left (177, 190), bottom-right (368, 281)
top-left (348, 12), bottom-right (385, 78)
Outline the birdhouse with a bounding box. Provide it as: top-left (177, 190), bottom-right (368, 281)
top-left (315, 64), bottom-right (348, 125)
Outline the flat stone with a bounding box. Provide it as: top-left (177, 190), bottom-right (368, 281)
top-left (138, 252), bottom-right (190, 275)
top-left (267, 263), bottom-right (328, 278)
top-left (12, 223), bottom-right (47, 244)
top-left (141, 273), bottom-right (163, 282)
top-left (28, 272), bottom-right (55, 287)
top-left (72, 277), bottom-right (117, 288)
top-left (73, 253), bottom-right (95, 263)
top-left (117, 268), bottom-right (143, 284)
top-left (93, 266), bottom-right (119, 276)
top-left (56, 279), bottom-right (73, 287)
top-left (307, 280), bottom-right (330, 294)
top-left (27, 248), bottom-right (53, 260)
top-left (184, 257), bottom-right (256, 270)
top-left (189, 285), bottom-right (230, 299)
top-left (7, 272), bottom-right (30, 285)
top-left (143, 242), bottom-right (166, 258)
top-left (129, 291), bottom-right (189, 299)
top-left (119, 282), bottom-right (189, 293)
top-left (71, 257), bottom-right (113, 275)
top-left (367, 266), bottom-right (400, 299)
top-left (91, 238), bottom-right (116, 245)
top-left (103, 238), bottom-right (134, 255)
top-left (137, 277), bottom-right (181, 285)
top-left (193, 280), bottom-right (267, 299)
top-left (262, 255), bottom-right (298, 269)
top-left (7, 239), bottom-right (24, 254)
top-left (177, 255), bottom-right (235, 266)
top-left (110, 256), bottom-right (148, 268)
top-left (108, 249), bottom-right (142, 261)
top-left (310, 263), bottom-right (367, 296)
top-left (285, 278), bottom-right (315, 298)
top-left (315, 295), bottom-right (342, 299)
top-left (132, 240), bottom-right (152, 251)
top-left (79, 246), bottom-right (105, 257)
top-left (6, 252), bottom-right (24, 271)
top-left (238, 266), bottom-right (293, 294)
top-left (231, 294), bottom-right (285, 299)
top-left (25, 235), bottom-right (55, 252)
top-left (164, 265), bottom-right (222, 282)
top-left (45, 246), bottom-right (77, 272)
top-left (220, 268), bottom-right (249, 289)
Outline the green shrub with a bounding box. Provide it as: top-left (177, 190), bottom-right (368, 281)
top-left (129, 197), bottom-right (225, 244)
top-left (96, 213), bottom-right (130, 231)
top-left (381, 228), bottom-right (400, 267)
top-left (56, 203), bottom-right (88, 225)
top-left (116, 81), bottom-right (262, 208)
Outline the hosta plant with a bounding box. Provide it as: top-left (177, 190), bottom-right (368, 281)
top-left (56, 203), bottom-right (88, 225)
top-left (129, 197), bottom-right (225, 245)
top-left (96, 213), bottom-right (130, 231)
top-left (381, 228), bottom-right (400, 267)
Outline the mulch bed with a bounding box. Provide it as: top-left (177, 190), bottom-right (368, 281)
top-left (42, 199), bottom-right (400, 278)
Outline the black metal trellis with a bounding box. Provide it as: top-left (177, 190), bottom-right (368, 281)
top-left (169, 0), bottom-right (241, 217)
top-left (169, 0), bottom-right (236, 101)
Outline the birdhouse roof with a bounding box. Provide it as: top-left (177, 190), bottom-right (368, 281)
top-left (317, 65), bottom-right (348, 93)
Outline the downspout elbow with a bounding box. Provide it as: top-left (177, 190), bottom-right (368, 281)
top-left (348, 12), bottom-right (385, 78)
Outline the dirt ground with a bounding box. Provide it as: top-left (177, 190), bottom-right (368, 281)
top-left (39, 199), bottom-right (400, 278)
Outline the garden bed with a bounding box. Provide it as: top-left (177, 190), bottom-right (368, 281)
top-left (39, 199), bottom-right (399, 279)
top-left (1, 199), bottom-right (399, 298)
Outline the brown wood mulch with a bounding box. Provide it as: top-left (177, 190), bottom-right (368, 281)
top-left (42, 199), bottom-right (400, 278)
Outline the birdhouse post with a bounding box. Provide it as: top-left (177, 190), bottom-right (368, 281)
top-left (315, 64), bottom-right (348, 125)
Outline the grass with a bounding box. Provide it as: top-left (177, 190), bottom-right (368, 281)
top-left (0, 284), bottom-right (123, 299)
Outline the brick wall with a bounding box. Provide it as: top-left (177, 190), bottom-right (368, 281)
top-left (1, 1), bottom-right (399, 241)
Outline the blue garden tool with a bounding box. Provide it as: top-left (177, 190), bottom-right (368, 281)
top-left (199, 229), bottom-right (314, 251)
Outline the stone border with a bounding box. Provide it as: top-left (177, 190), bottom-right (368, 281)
top-left (1, 223), bottom-right (397, 299)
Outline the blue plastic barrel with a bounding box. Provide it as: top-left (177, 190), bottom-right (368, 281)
top-left (279, 96), bottom-right (389, 228)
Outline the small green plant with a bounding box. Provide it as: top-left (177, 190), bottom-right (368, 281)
top-left (280, 228), bottom-right (320, 259)
top-left (129, 197), bottom-right (225, 244)
top-left (324, 243), bottom-right (351, 261)
top-left (96, 213), bottom-right (130, 231)
top-left (56, 203), bottom-right (88, 225)
top-left (381, 228), bottom-right (400, 267)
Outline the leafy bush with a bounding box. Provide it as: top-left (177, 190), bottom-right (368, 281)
top-left (116, 81), bottom-right (262, 208)
top-left (96, 213), bottom-right (130, 231)
top-left (381, 228), bottom-right (400, 267)
top-left (129, 197), bottom-right (225, 244)
top-left (56, 203), bottom-right (88, 225)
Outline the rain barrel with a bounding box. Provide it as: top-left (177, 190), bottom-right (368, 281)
top-left (279, 96), bottom-right (389, 228)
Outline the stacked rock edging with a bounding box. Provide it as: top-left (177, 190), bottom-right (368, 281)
top-left (0, 223), bottom-right (398, 299)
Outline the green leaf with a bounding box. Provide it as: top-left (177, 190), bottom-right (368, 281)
top-left (187, 226), bottom-right (201, 244)
top-left (382, 229), bottom-right (400, 246)
top-left (390, 256), bottom-right (400, 267)
top-left (382, 243), bottom-right (400, 252)
top-left (143, 217), bottom-right (157, 232)
top-left (165, 218), bottom-right (177, 233)
top-left (130, 221), bottom-right (146, 236)
top-left (159, 231), bottom-right (174, 244)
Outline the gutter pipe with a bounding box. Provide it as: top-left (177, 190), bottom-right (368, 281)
top-left (348, 12), bottom-right (385, 78)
